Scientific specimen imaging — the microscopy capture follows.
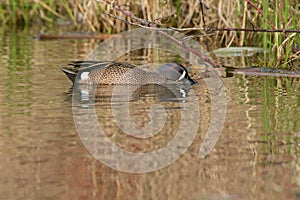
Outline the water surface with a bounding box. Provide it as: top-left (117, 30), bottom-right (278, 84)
top-left (0, 30), bottom-right (299, 199)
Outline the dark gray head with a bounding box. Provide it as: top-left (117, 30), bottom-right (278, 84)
top-left (157, 63), bottom-right (197, 85)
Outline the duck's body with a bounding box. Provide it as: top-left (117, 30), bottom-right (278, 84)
top-left (62, 61), bottom-right (197, 85)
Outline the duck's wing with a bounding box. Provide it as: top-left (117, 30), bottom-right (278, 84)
top-left (103, 62), bottom-right (137, 70)
top-left (69, 61), bottom-right (112, 71)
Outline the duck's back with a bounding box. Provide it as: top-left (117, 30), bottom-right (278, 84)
top-left (80, 62), bottom-right (165, 85)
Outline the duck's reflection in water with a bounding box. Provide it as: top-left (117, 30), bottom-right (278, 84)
top-left (72, 83), bottom-right (198, 148)
top-left (72, 83), bottom-right (194, 106)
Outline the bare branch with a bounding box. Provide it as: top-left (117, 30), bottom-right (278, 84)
top-left (99, 0), bottom-right (218, 66)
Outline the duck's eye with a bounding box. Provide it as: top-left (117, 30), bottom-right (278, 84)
top-left (178, 70), bottom-right (186, 81)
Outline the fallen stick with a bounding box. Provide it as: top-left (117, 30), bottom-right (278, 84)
top-left (35, 33), bottom-right (113, 40)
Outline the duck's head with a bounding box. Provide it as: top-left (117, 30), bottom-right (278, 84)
top-left (157, 63), bottom-right (197, 85)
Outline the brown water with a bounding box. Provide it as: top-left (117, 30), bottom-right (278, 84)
top-left (0, 30), bottom-right (299, 200)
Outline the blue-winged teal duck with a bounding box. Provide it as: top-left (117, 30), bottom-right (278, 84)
top-left (62, 61), bottom-right (197, 85)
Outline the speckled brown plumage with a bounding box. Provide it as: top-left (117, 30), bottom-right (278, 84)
top-left (91, 62), bottom-right (165, 84)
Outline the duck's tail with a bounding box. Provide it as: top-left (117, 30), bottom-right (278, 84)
top-left (62, 68), bottom-right (77, 83)
top-left (62, 61), bottom-right (112, 83)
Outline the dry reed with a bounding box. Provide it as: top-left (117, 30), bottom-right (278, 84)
top-left (1, 0), bottom-right (299, 66)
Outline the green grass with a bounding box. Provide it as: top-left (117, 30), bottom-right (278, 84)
top-left (258, 0), bottom-right (299, 67)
